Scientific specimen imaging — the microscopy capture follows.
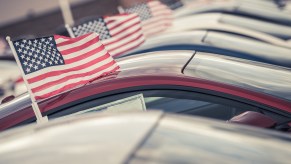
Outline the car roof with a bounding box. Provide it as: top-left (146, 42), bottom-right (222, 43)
top-left (1, 111), bottom-right (291, 164)
top-left (117, 50), bottom-right (193, 72)
top-left (185, 51), bottom-right (291, 102)
top-left (167, 13), bottom-right (291, 46)
top-left (122, 31), bottom-right (291, 67)
top-left (175, 1), bottom-right (291, 24)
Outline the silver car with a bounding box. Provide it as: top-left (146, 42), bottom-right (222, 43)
top-left (0, 111), bottom-right (291, 164)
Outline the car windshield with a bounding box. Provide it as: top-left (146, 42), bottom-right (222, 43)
top-left (184, 52), bottom-right (291, 101)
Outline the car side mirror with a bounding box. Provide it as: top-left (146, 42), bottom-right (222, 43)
top-left (1, 95), bottom-right (15, 104)
top-left (228, 111), bottom-right (277, 128)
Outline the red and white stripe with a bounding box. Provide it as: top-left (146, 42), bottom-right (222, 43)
top-left (142, 1), bottom-right (173, 37)
top-left (103, 14), bottom-right (145, 57)
top-left (26, 33), bottom-right (119, 100)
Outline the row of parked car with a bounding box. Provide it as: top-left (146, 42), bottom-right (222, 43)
top-left (0, 0), bottom-right (291, 163)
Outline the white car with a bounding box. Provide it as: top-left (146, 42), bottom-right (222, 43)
top-left (165, 13), bottom-right (291, 48)
top-left (0, 111), bottom-right (291, 164)
top-left (178, 0), bottom-right (291, 26)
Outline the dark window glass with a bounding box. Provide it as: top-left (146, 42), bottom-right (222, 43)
top-left (50, 89), bottom-right (259, 121)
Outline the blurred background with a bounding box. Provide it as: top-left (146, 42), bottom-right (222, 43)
top-left (0, 0), bottom-right (291, 101)
top-left (0, 0), bottom-right (119, 37)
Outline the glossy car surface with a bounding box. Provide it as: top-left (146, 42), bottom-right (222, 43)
top-left (123, 31), bottom-right (291, 68)
top-left (1, 111), bottom-right (291, 164)
top-left (0, 51), bottom-right (291, 130)
top-left (176, 0), bottom-right (291, 26)
top-left (166, 21), bottom-right (291, 48)
top-left (167, 13), bottom-right (291, 40)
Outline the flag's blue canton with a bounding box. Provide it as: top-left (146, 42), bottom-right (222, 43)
top-left (124, 3), bottom-right (152, 21)
top-left (13, 37), bottom-right (65, 75)
top-left (72, 18), bottom-right (111, 39)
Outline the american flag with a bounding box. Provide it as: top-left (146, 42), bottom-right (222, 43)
top-left (122, 0), bottom-right (173, 37)
top-left (70, 13), bottom-right (145, 57)
top-left (13, 33), bottom-right (119, 100)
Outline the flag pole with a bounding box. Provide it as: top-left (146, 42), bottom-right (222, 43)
top-left (65, 24), bottom-right (76, 38)
top-left (117, 6), bottom-right (125, 14)
top-left (6, 36), bottom-right (48, 124)
top-left (59, 0), bottom-right (74, 25)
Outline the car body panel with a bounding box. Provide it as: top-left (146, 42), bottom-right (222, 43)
top-left (185, 52), bottom-right (291, 101)
top-left (176, 0), bottom-right (291, 26)
top-left (203, 31), bottom-right (291, 66)
top-left (0, 51), bottom-right (291, 130)
top-left (1, 111), bottom-right (291, 164)
top-left (220, 14), bottom-right (291, 40)
top-left (130, 112), bottom-right (291, 163)
top-left (164, 18), bottom-right (291, 48)
top-left (167, 22), bottom-right (291, 48)
top-left (0, 112), bottom-right (163, 164)
top-left (167, 13), bottom-right (291, 41)
top-left (123, 31), bottom-right (291, 68)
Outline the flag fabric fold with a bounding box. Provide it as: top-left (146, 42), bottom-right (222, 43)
top-left (122, 0), bottom-right (173, 37)
top-left (68, 13), bottom-right (145, 57)
top-left (12, 32), bottom-right (119, 100)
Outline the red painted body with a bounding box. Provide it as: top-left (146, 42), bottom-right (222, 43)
top-left (1, 72), bottom-right (290, 131)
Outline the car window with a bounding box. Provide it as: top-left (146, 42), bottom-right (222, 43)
top-left (146, 97), bottom-right (249, 120)
top-left (49, 89), bottom-right (261, 121)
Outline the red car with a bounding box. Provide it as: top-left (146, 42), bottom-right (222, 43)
top-left (0, 50), bottom-right (291, 131)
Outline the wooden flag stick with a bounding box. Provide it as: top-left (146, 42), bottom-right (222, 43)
top-left (59, 0), bottom-right (74, 25)
top-left (65, 24), bottom-right (76, 38)
top-left (117, 6), bottom-right (125, 14)
top-left (6, 36), bottom-right (48, 124)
